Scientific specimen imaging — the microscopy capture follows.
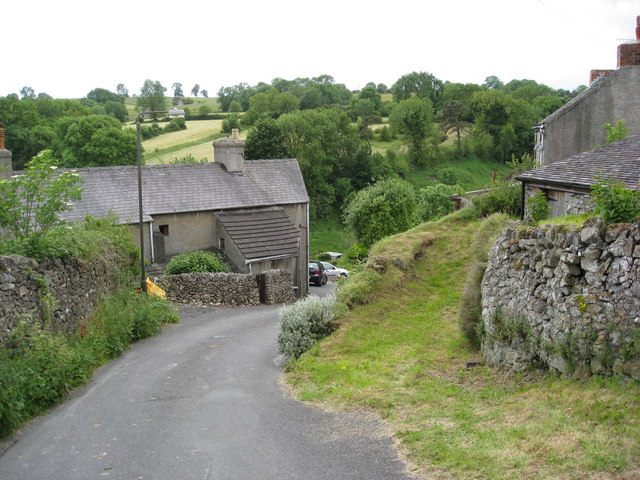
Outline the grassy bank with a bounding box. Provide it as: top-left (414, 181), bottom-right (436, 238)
top-left (286, 211), bottom-right (640, 479)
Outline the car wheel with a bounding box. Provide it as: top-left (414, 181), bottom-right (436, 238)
top-left (322, 275), bottom-right (327, 285)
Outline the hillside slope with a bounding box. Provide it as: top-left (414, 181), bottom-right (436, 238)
top-left (286, 210), bottom-right (640, 480)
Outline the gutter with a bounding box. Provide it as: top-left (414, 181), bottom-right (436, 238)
top-left (245, 253), bottom-right (299, 274)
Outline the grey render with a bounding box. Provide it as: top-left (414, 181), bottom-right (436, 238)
top-left (534, 66), bottom-right (640, 167)
top-left (518, 134), bottom-right (640, 218)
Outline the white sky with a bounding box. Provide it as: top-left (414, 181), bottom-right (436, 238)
top-left (2, 0), bottom-right (638, 99)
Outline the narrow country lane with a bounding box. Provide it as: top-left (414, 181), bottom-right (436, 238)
top-left (0, 285), bottom-right (413, 480)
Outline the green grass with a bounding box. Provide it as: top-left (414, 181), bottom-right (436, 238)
top-left (286, 212), bottom-right (640, 479)
top-left (309, 214), bottom-right (356, 262)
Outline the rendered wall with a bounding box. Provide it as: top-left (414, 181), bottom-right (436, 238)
top-left (540, 67), bottom-right (640, 166)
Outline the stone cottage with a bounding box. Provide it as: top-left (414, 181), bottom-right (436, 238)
top-left (518, 134), bottom-right (640, 218)
top-left (0, 128), bottom-right (310, 297)
top-left (534, 15), bottom-right (640, 166)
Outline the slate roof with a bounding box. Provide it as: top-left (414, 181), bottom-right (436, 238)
top-left (517, 134), bottom-right (640, 190)
top-left (59, 159), bottom-right (309, 224)
top-left (217, 209), bottom-right (300, 260)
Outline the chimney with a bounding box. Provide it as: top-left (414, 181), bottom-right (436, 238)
top-left (0, 123), bottom-right (13, 181)
top-left (617, 16), bottom-right (640, 67)
top-left (213, 128), bottom-right (245, 173)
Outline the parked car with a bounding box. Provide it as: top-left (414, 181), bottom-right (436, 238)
top-left (321, 262), bottom-right (349, 278)
top-left (308, 260), bottom-right (327, 286)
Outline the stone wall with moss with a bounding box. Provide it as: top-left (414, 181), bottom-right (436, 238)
top-left (481, 218), bottom-right (640, 380)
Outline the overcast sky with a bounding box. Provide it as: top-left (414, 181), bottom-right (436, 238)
top-left (2, 0), bottom-right (638, 99)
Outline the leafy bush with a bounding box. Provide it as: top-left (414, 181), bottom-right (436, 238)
top-left (473, 182), bottom-right (521, 218)
top-left (526, 190), bottom-right (550, 223)
top-left (165, 250), bottom-right (229, 275)
top-left (163, 117), bottom-right (186, 133)
top-left (277, 295), bottom-right (337, 359)
top-left (343, 178), bottom-right (420, 247)
top-left (591, 179), bottom-right (640, 224)
top-left (0, 290), bottom-right (178, 438)
top-left (419, 183), bottom-right (457, 221)
top-left (221, 114), bottom-right (241, 133)
top-left (437, 167), bottom-right (460, 185)
top-left (139, 123), bottom-right (163, 140)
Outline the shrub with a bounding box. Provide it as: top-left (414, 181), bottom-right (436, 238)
top-left (221, 114), bottom-right (241, 133)
top-left (591, 179), bottom-right (640, 224)
top-left (277, 295), bottom-right (337, 359)
top-left (140, 123), bottom-right (163, 140)
top-left (419, 183), bottom-right (457, 221)
top-left (438, 167), bottom-right (460, 185)
top-left (163, 117), bottom-right (186, 133)
top-left (165, 250), bottom-right (229, 275)
top-left (526, 190), bottom-right (550, 223)
top-left (473, 182), bottom-right (521, 218)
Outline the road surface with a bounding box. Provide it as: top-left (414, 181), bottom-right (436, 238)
top-left (0, 284), bottom-right (414, 479)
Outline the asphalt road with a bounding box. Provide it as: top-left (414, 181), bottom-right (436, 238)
top-left (0, 283), bottom-right (413, 480)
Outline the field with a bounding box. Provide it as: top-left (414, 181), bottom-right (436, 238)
top-left (123, 96), bottom-right (220, 122)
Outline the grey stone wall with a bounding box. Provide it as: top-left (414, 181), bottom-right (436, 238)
top-left (481, 218), bottom-right (640, 380)
top-left (156, 269), bottom-right (296, 306)
top-left (0, 252), bottom-right (129, 339)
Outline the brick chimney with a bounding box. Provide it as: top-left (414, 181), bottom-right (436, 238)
top-left (213, 128), bottom-right (245, 173)
top-left (617, 16), bottom-right (640, 67)
top-left (0, 123), bottom-right (13, 181)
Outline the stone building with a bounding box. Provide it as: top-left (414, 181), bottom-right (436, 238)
top-left (534, 16), bottom-right (640, 166)
top-left (518, 134), bottom-right (640, 218)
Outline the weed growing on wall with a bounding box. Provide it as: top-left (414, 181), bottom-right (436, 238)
top-left (526, 190), bottom-right (550, 223)
top-left (591, 179), bottom-right (640, 224)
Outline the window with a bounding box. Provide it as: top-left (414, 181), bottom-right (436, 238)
top-left (219, 238), bottom-right (225, 251)
top-left (159, 225), bottom-right (169, 236)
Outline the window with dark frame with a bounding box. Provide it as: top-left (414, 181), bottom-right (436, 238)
top-left (159, 225), bottom-right (169, 236)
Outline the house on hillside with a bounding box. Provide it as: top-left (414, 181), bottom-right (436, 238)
top-left (534, 16), bottom-right (640, 166)
top-left (0, 128), bottom-right (311, 297)
top-left (518, 134), bottom-right (640, 218)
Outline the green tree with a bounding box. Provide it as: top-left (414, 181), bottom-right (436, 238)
top-left (482, 75), bottom-right (504, 90)
top-left (172, 83), bottom-right (184, 98)
top-left (228, 100), bottom-right (242, 113)
top-left (358, 86), bottom-right (382, 112)
top-left (0, 150), bottom-right (83, 256)
top-left (56, 115), bottom-right (137, 167)
top-left (87, 88), bottom-right (123, 105)
top-left (343, 178), bottom-right (419, 247)
top-left (116, 83), bottom-right (129, 97)
top-left (419, 183), bottom-right (457, 221)
top-left (20, 86), bottom-right (35, 100)
top-left (191, 84), bottom-right (200, 97)
top-left (104, 101), bottom-right (128, 122)
top-left (389, 96), bottom-right (436, 164)
top-left (201, 89), bottom-right (208, 98)
top-left (244, 117), bottom-right (288, 160)
top-left (391, 71), bottom-right (443, 108)
top-left (376, 83), bottom-right (388, 94)
top-left (136, 79), bottom-right (167, 113)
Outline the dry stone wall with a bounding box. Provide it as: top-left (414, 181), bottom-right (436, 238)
top-left (481, 217), bottom-right (640, 380)
top-left (156, 269), bottom-right (296, 306)
top-left (0, 252), bottom-right (128, 339)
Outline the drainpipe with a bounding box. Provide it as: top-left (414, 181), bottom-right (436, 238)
top-left (149, 221), bottom-right (155, 264)
top-left (521, 182), bottom-right (526, 220)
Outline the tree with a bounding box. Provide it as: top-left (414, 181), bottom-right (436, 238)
top-left (358, 86), bottom-right (382, 112)
top-left (191, 84), bottom-right (200, 97)
top-left (20, 86), bottom-right (35, 100)
top-left (56, 115), bottom-right (137, 167)
top-left (116, 83), bottom-right (129, 97)
top-left (228, 100), bottom-right (242, 113)
top-left (0, 150), bottom-right (83, 256)
top-left (418, 184), bottom-right (456, 221)
top-left (440, 82), bottom-right (480, 152)
top-left (104, 101), bottom-right (129, 122)
top-left (244, 117), bottom-right (288, 160)
top-left (391, 71), bottom-right (443, 108)
top-left (87, 88), bottom-right (123, 105)
top-left (483, 75), bottom-right (504, 90)
top-left (242, 88), bottom-right (300, 125)
top-left (136, 79), bottom-right (167, 113)
top-left (389, 96), bottom-right (436, 164)
top-left (201, 89), bottom-right (208, 98)
top-left (343, 178), bottom-right (419, 247)
top-left (172, 83), bottom-right (184, 98)
top-left (376, 83), bottom-right (388, 94)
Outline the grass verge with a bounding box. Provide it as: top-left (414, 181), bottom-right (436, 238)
top-left (285, 211), bottom-right (640, 479)
top-left (0, 290), bottom-right (179, 438)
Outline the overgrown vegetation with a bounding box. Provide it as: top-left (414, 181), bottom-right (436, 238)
top-left (591, 178), bottom-right (640, 224)
top-left (165, 250), bottom-right (230, 275)
top-left (0, 290), bottom-right (178, 438)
